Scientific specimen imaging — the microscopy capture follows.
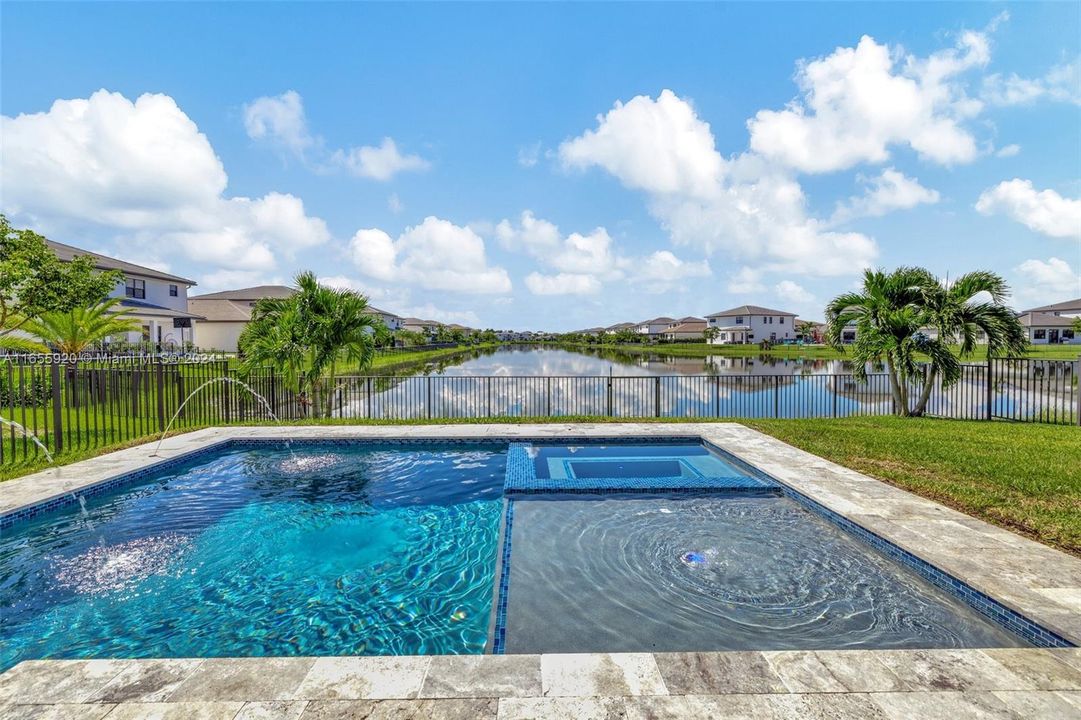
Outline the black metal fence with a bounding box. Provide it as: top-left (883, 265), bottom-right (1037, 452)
top-left (1, 356), bottom-right (1077, 467)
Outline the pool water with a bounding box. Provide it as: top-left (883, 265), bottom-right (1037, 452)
top-left (0, 439), bottom-right (1039, 670)
top-left (504, 494), bottom-right (1025, 653)
top-left (0, 444), bottom-right (505, 670)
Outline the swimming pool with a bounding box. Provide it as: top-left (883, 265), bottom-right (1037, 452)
top-left (0, 438), bottom-right (1066, 669)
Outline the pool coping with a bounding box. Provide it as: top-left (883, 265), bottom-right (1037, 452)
top-left (1, 423), bottom-right (1079, 650)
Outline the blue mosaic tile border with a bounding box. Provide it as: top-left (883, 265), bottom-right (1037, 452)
top-left (504, 442), bottom-right (779, 495)
top-left (0, 440), bottom-right (233, 531)
top-left (700, 440), bottom-right (1075, 649)
top-left (491, 498), bottom-right (515, 655)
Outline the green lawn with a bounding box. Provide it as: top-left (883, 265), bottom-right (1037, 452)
top-left (744, 417), bottom-right (1081, 556)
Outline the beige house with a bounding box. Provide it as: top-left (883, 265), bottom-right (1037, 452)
top-left (662, 318), bottom-right (708, 341)
top-left (188, 286), bottom-right (296, 352)
top-left (190, 285), bottom-right (402, 351)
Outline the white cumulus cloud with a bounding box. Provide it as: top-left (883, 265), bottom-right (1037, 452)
top-left (975, 179), bottom-right (1081, 239)
top-left (244, 90), bottom-right (428, 181)
top-left (1011, 256), bottom-right (1081, 304)
top-left (748, 32), bottom-right (989, 173)
top-left (349, 216), bottom-right (512, 294)
top-left (982, 60), bottom-right (1081, 106)
top-left (497, 211), bottom-right (711, 295)
top-left (830, 168), bottom-right (940, 224)
top-left (1, 90), bottom-right (329, 273)
top-left (559, 92), bottom-right (878, 276)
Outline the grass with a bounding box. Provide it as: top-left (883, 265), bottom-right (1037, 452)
top-left (368, 343), bottom-right (496, 372)
top-left (744, 416), bottom-right (1081, 556)
top-left (4, 414), bottom-right (1076, 557)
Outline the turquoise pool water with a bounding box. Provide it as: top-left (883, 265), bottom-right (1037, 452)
top-left (0, 443), bottom-right (505, 670)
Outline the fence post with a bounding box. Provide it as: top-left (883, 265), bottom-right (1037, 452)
top-left (50, 361), bottom-right (63, 453)
top-left (607, 377), bottom-right (613, 417)
top-left (831, 375), bottom-right (838, 418)
top-left (546, 377), bottom-right (552, 417)
top-left (1075, 357), bottom-right (1081, 427)
top-left (655, 377), bottom-right (661, 417)
top-left (427, 375), bottom-right (432, 420)
top-left (986, 356), bottom-right (993, 421)
top-left (155, 361), bottom-right (166, 432)
top-left (773, 375), bottom-right (779, 418)
top-left (367, 377), bottom-right (373, 419)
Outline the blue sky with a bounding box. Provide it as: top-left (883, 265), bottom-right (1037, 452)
top-left (2, 2), bottom-right (1079, 330)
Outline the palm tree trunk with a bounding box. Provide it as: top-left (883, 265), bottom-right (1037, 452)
top-left (885, 361), bottom-right (906, 417)
top-left (912, 365), bottom-right (938, 417)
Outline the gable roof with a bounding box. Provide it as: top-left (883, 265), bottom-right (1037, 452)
top-left (638, 316), bottom-right (676, 325)
top-left (665, 320), bottom-right (708, 334)
top-left (186, 298), bottom-right (257, 322)
top-left (675, 316), bottom-right (705, 323)
top-left (706, 305), bottom-right (797, 318)
top-left (47, 239), bottom-right (197, 285)
top-left (189, 285), bottom-right (295, 301)
top-left (1023, 298), bottom-right (1081, 314)
top-left (1018, 312), bottom-right (1077, 328)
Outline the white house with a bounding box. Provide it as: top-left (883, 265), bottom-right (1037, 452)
top-left (636, 317), bottom-right (676, 337)
top-left (705, 305), bottom-right (797, 344)
top-left (604, 322), bottom-right (636, 335)
top-left (1018, 312), bottom-right (1079, 345)
top-left (47, 240), bottom-right (202, 347)
top-left (190, 285), bottom-right (403, 352)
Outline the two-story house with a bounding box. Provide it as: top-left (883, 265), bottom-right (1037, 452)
top-left (46, 240), bottom-right (202, 347)
top-left (635, 317), bottom-right (676, 337)
top-left (705, 305), bottom-right (798, 344)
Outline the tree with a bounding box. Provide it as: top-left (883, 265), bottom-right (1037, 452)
top-left (795, 321), bottom-right (818, 343)
top-left (1073, 316), bottom-right (1081, 338)
top-left (0, 215), bottom-right (121, 347)
top-left (826, 267), bottom-right (1027, 417)
top-left (20, 298), bottom-right (140, 354)
top-left (703, 326), bottom-right (720, 344)
top-left (240, 272), bottom-right (377, 417)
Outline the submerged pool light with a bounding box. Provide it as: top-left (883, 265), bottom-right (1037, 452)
top-left (680, 551), bottom-right (708, 567)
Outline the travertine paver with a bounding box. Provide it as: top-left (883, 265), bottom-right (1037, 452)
top-left (293, 657), bottom-right (430, 700)
top-left (540, 653), bottom-right (667, 697)
top-left (168, 658), bottom-right (315, 703)
top-left (419, 655), bottom-right (541, 698)
top-left (653, 651), bottom-right (787, 695)
top-left (0, 652), bottom-right (1079, 718)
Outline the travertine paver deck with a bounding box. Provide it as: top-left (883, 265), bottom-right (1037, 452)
top-left (3, 423), bottom-right (1081, 717)
top-left (1, 650), bottom-right (1080, 718)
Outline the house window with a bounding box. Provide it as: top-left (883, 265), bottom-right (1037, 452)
top-left (1034, 329), bottom-right (1047, 340)
top-left (735, 317), bottom-right (744, 324)
top-left (780, 317), bottom-right (785, 325)
top-left (1064, 329), bottom-right (1076, 339)
top-left (169, 284), bottom-right (178, 297)
top-left (125, 277), bottom-right (145, 299)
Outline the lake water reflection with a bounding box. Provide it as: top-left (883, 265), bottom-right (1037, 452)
top-left (430, 346), bottom-right (859, 377)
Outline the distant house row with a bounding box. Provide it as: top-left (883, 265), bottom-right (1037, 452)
top-left (578, 306), bottom-right (803, 344)
top-left (30, 240), bottom-right (1081, 350)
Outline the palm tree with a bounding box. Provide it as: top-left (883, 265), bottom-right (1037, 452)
top-left (20, 298), bottom-right (140, 354)
top-left (240, 272), bottom-right (377, 417)
top-left (825, 267), bottom-right (1026, 417)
